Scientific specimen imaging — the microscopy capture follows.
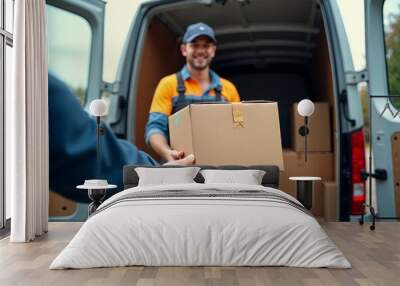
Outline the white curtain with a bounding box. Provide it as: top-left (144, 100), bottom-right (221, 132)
top-left (7, 0), bottom-right (49, 242)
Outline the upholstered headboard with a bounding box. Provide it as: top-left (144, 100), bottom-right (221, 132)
top-left (123, 165), bottom-right (280, 189)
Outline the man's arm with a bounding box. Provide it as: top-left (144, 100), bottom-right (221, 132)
top-left (145, 112), bottom-right (184, 162)
top-left (149, 133), bottom-right (184, 162)
top-left (48, 73), bottom-right (158, 202)
top-left (145, 76), bottom-right (185, 161)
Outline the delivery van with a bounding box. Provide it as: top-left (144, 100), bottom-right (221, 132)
top-left (46, 0), bottom-right (400, 222)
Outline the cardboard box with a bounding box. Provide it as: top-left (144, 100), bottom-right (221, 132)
top-left (323, 182), bottom-right (337, 221)
top-left (292, 102), bottom-right (331, 152)
top-left (169, 102), bottom-right (284, 168)
top-left (49, 191), bottom-right (77, 217)
top-left (279, 150), bottom-right (334, 216)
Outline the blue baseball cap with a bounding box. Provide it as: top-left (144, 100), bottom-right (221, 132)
top-left (182, 22), bottom-right (217, 44)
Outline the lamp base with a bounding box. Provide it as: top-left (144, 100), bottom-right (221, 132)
top-left (296, 180), bottom-right (313, 210)
top-left (87, 189), bottom-right (106, 216)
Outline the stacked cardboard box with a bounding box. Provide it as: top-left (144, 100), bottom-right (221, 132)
top-left (323, 181), bottom-right (337, 221)
top-left (49, 191), bottom-right (77, 216)
top-left (292, 102), bottom-right (332, 152)
top-left (279, 102), bottom-right (335, 217)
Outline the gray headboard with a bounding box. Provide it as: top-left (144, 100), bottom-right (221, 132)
top-left (123, 165), bottom-right (279, 189)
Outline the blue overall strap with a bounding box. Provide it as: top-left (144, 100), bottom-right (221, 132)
top-left (172, 72), bottom-right (189, 113)
top-left (215, 85), bottom-right (222, 101)
top-left (176, 72), bottom-right (186, 99)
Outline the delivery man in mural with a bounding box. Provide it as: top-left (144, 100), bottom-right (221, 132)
top-left (145, 22), bottom-right (241, 162)
top-left (49, 73), bottom-right (194, 203)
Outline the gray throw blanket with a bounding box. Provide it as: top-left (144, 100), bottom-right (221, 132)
top-left (91, 189), bottom-right (310, 218)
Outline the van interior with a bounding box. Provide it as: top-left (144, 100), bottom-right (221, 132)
top-left (47, 0), bottom-right (339, 219)
top-left (132, 0), bottom-right (337, 217)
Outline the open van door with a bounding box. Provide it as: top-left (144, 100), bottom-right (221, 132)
top-left (46, 0), bottom-right (105, 221)
top-left (46, 0), bottom-right (105, 106)
top-left (365, 0), bottom-right (400, 218)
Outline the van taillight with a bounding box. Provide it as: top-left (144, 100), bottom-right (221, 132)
top-left (351, 130), bottom-right (366, 215)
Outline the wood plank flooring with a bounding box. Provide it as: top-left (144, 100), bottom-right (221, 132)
top-left (0, 222), bottom-right (399, 286)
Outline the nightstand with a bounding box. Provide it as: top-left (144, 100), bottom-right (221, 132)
top-left (289, 176), bottom-right (321, 210)
top-left (77, 180), bottom-right (117, 216)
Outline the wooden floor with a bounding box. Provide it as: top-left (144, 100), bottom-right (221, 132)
top-left (0, 222), bottom-right (399, 286)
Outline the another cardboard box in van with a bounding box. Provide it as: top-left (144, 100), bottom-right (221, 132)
top-left (292, 102), bottom-right (332, 152)
top-left (169, 101), bottom-right (284, 169)
top-left (323, 181), bottom-right (337, 221)
top-left (49, 191), bottom-right (76, 217)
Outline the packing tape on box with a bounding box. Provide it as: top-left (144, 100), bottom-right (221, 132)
top-left (232, 102), bottom-right (244, 128)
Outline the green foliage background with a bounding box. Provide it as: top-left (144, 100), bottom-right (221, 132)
top-left (360, 8), bottom-right (400, 144)
top-left (74, 87), bottom-right (86, 106)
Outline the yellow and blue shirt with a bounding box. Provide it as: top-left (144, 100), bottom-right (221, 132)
top-left (145, 66), bottom-right (240, 144)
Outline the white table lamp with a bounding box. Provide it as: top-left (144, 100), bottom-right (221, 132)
top-left (89, 99), bottom-right (108, 174)
top-left (90, 99), bottom-right (108, 117)
top-left (297, 99), bottom-right (315, 162)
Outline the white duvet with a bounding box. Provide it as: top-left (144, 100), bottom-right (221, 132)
top-left (50, 183), bottom-right (351, 269)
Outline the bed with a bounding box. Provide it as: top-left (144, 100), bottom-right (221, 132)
top-left (50, 165), bottom-right (350, 269)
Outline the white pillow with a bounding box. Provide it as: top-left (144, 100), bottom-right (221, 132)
top-left (135, 167), bottom-right (201, 186)
top-left (200, 169), bottom-right (266, 185)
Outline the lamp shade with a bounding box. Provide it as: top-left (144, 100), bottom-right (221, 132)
top-left (89, 99), bottom-right (108, 117)
top-left (297, 99), bottom-right (315, 117)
